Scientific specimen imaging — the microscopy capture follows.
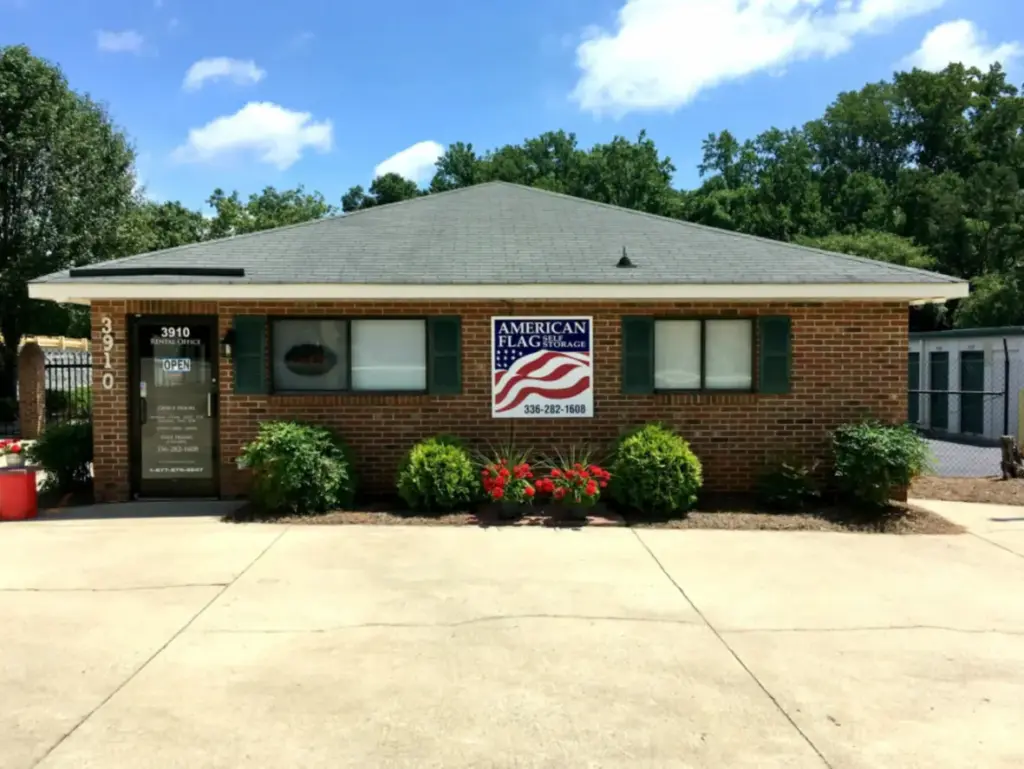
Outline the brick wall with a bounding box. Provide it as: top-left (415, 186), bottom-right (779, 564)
top-left (90, 300), bottom-right (908, 502)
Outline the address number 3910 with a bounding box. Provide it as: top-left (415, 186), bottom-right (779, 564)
top-left (101, 316), bottom-right (115, 391)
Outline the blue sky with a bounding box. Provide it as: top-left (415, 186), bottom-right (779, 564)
top-left (2, 0), bottom-right (1021, 210)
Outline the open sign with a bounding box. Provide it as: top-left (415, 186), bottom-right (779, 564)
top-left (161, 358), bottom-right (192, 373)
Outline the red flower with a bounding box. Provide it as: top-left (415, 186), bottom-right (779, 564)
top-left (585, 481), bottom-right (598, 496)
top-left (524, 485), bottom-right (535, 498)
top-left (599, 481), bottom-right (608, 488)
top-left (550, 468), bottom-right (562, 478)
top-left (10, 443), bottom-right (21, 454)
top-left (553, 487), bottom-right (567, 501)
top-left (491, 486), bottom-right (505, 500)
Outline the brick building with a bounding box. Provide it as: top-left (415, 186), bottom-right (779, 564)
top-left (30, 183), bottom-right (967, 503)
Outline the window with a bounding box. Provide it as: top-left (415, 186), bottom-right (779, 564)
top-left (654, 319), bottom-right (753, 391)
top-left (351, 319), bottom-right (426, 391)
top-left (272, 320), bottom-right (348, 392)
top-left (271, 318), bottom-right (428, 393)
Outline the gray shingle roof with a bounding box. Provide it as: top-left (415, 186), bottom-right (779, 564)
top-left (34, 181), bottom-right (961, 286)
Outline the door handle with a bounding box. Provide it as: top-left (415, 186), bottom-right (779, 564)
top-left (140, 397), bottom-right (147, 425)
top-left (207, 393), bottom-right (212, 418)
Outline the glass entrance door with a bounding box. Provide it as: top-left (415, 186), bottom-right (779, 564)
top-left (130, 316), bottom-right (218, 497)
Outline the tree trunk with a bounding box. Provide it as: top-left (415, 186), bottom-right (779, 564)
top-left (999, 436), bottom-right (1024, 480)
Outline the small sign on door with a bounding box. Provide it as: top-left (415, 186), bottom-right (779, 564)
top-left (161, 358), bottom-right (192, 373)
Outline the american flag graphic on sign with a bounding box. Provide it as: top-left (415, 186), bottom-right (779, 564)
top-left (491, 317), bottom-right (593, 418)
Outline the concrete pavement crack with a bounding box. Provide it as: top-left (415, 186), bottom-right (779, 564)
top-left (0, 583), bottom-right (229, 593)
top-left (197, 613), bottom-right (704, 634)
top-left (967, 531), bottom-right (1024, 561)
top-left (29, 526), bottom-right (291, 769)
top-left (721, 625), bottom-right (1024, 636)
top-left (630, 528), bottom-right (834, 769)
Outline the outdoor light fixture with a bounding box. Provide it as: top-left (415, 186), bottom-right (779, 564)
top-left (220, 329), bottom-right (236, 361)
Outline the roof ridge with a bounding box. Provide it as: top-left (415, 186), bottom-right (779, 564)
top-left (496, 182), bottom-right (960, 283)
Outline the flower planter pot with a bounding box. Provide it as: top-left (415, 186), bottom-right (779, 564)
top-left (2, 454), bottom-right (25, 469)
top-left (498, 501), bottom-right (523, 520)
top-left (557, 504), bottom-right (592, 522)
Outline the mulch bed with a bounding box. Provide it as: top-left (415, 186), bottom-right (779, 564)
top-left (227, 497), bottom-right (963, 535)
top-left (911, 475), bottom-right (1024, 506)
top-left (624, 504), bottom-right (962, 535)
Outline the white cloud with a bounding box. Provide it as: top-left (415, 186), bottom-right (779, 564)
top-left (183, 57), bottom-right (266, 91)
top-left (900, 20), bottom-right (1022, 71)
top-left (571, 0), bottom-right (947, 114)
top-left (373, 141), bottom-right (444, 184)
top-left (96, 29), bottom-right (145, 54)
top-left (172, 102), bottom-right (332, 170)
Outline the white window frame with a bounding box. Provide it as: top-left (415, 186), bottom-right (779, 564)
top-left (270, 317), bottom-right (429, 394)
top-left (653, 318), bottom-right (755, 392)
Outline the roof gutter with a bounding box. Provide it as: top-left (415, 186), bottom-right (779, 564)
top-left (29, 280), bottom-right (969, 305)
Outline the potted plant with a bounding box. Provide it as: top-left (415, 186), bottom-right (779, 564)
top-left (538, 462), bottom-right (611, 521)
top-left (480, 458), bottom-right (536, 519)
top-left (0, 439), bottom-right (24, 469)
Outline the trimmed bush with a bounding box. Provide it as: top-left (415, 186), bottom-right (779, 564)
top-left (609, 423), bottom-right (703, 516)
top-left (239, 421), bottom-right (357, 516)
top-left (756, 460), bottom-right (820, 511)
top-left (27, 420), bottom-right (93, 492)
top-left (397, 435), bottom-right (478, 512)
top-left (832, 421), bottom-right (930, 507)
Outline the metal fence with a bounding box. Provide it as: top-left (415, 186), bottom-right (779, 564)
top-left (45, 350), bottom-right (93, 425)
top-left (910, 391), bottom-right (1006, 477)
top-left (0, 350), bottom-right (93, 438)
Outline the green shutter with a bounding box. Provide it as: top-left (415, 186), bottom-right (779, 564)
top-left (758, 316), bottom-right (791, 394)
top-left (233, 316), bottom-right (267, 394)
top-left (428, 316), bottom-right (461, 394)
top-left (621, 316), bottom-right (654, 394)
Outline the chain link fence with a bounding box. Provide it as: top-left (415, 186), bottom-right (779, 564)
top-left (910, 391), bottom-right (1006, 477)
top-left (908, 343), bottom-right (1024, 477)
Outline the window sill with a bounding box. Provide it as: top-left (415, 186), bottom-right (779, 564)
top-left (269, 389), bottom-right (431, 397)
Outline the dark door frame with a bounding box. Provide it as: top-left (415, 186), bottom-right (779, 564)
top-left (959, 350), bottom-right (986, 436)
top-left (128, 314), bottom-right (220, 498)
top-left (929, 350), bottom-right (950, 432)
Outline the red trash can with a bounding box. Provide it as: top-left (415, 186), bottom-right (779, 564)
top-left (0, 469), bottom-right (38, 521)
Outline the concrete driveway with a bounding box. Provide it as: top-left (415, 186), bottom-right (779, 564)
top-left (1, 502), bottom-right (1022, 769)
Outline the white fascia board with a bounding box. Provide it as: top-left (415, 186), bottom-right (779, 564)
top-left (29, 280), bottom-right (970, 304)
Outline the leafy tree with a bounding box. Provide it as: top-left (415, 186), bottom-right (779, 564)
top-left (115, 198), bottom-right (209, 255)
top-left (797, 231), bottom-right (935, 270)
top-left (0, 45), bottom-right (135, 397)
top-left (342, 173), bottom-right (421, 212)
top-left (429, 142), bottom-right (483, 192)
top-left (208, 185), bottom-right (334, 236)
top-left (953, 273), bottom-right (1024, 328)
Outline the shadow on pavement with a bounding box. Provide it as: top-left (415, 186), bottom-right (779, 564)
top-left (33, 500), bottom-right (246, 521)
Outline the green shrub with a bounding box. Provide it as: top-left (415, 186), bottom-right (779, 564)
top-left (238, 421), bottom-right (357, 516)
top-left (27, 420), bottom-right (93, 492)
top-left (756, 460), bottom-right (820, 511)
top-left (45, 387), bottom-right (92, 418)
top-left (609, 423), bottom-right (703, 516)
top-left (832, 421), bottom-right (930, 507)
top-left (397, 435), bottom-right (478, 512)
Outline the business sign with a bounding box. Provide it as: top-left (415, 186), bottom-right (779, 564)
top-left (491, 316), bottom-right (593, 418)
top-left (161, 358), bottom-right (192, 373)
